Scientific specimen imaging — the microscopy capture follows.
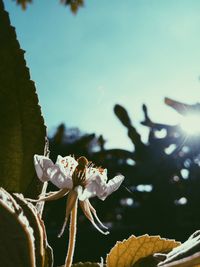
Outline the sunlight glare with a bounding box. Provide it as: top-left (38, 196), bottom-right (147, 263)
top-left (180, 114), bottom-right (200, 135)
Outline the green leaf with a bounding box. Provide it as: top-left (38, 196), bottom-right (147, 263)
top-left (0, 0), bottom-right (46, 196)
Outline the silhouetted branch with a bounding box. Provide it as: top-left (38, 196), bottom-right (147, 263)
top-left (165, 97), bottom-right (200, 115)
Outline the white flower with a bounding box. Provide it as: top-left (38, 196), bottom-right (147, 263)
top-left (32, 154), bottom-right (124, 237)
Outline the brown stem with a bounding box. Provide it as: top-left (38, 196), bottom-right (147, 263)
top-left (65, 199), bottom-right (78, 267)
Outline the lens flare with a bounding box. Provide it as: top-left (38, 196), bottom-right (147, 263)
top-left (180, 114), bottom-right (200, 135)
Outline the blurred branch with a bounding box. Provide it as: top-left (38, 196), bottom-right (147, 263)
top-left (165, 97), bottom-right (200, 116)
top-left (114, 104), bottom-right (146, 155)
top-left (13, 0), bottom-right (84, 13)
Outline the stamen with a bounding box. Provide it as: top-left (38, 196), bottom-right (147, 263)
top-left (81, 171), bottom-right (85, 180)
top-left (88, 162), bottom-right (95, 168)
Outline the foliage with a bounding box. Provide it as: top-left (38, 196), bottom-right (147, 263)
top-left (0, 188), bottom-right (53, 267)
top-left (13, 0), bottom-right (84, 13)
top-left (0, 0), bottom-right (46, 196)
top-left (106, 235), bottom-right (180, 267)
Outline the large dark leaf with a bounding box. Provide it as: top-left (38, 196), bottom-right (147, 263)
top-left (0, 0), bottom-right (46, 196)
top-left (13, 193), bottom-right (54, 267)
top-left (0, 188), bottom-right (36, 267)
top-left (0, 188), bottom-right (54, 267)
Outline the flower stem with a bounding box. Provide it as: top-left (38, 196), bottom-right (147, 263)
top-left (65, 199), bottom-right (78, 267)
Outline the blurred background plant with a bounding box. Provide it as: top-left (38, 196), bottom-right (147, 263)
top-left (45, 98), bottom-right (200, 265)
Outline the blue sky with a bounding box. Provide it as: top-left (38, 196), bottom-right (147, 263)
top-left (4, 0), bottom-right (200, 150)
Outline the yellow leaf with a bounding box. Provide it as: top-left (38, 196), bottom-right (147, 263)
top-left (106, 234), bottom-right (180, 267)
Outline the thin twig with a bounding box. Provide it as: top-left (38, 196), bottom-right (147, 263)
top-left (36, 182), bottom-right (48, 217)
top-left (36, 137), bottom-right (50, 217)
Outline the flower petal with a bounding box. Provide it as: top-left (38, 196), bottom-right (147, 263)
top-left (47, 165), bottom-right (73, 189)
top-left (98, 174), bottom-right (125, 201)
top-left (78, 182), bottom-right (97, 201)
top-left (79, 174), bottom-right (125, 201)
top-left (56, 155), bottom-right (77, 177)
top-left (79, 200), bottom-right (109, 235)
top-left (86, 167), bottom-right (108, 183)
top-left (34, 154), bottom-right (54, 182)
top-left (34, 154), bottom-right (73, 189)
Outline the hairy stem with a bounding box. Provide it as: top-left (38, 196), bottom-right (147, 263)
top-left (36, 137), bottom-right (50, 217)
top-left (36, 181), bottom-right (48, 217)
top-left (65, 199), bottom-right (78, 267)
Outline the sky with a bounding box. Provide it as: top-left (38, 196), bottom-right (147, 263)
top-left (4, 0), bottom-right (200, 150)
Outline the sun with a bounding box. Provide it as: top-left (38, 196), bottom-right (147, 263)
top-left (180, 114), bottom-right (200, 135)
